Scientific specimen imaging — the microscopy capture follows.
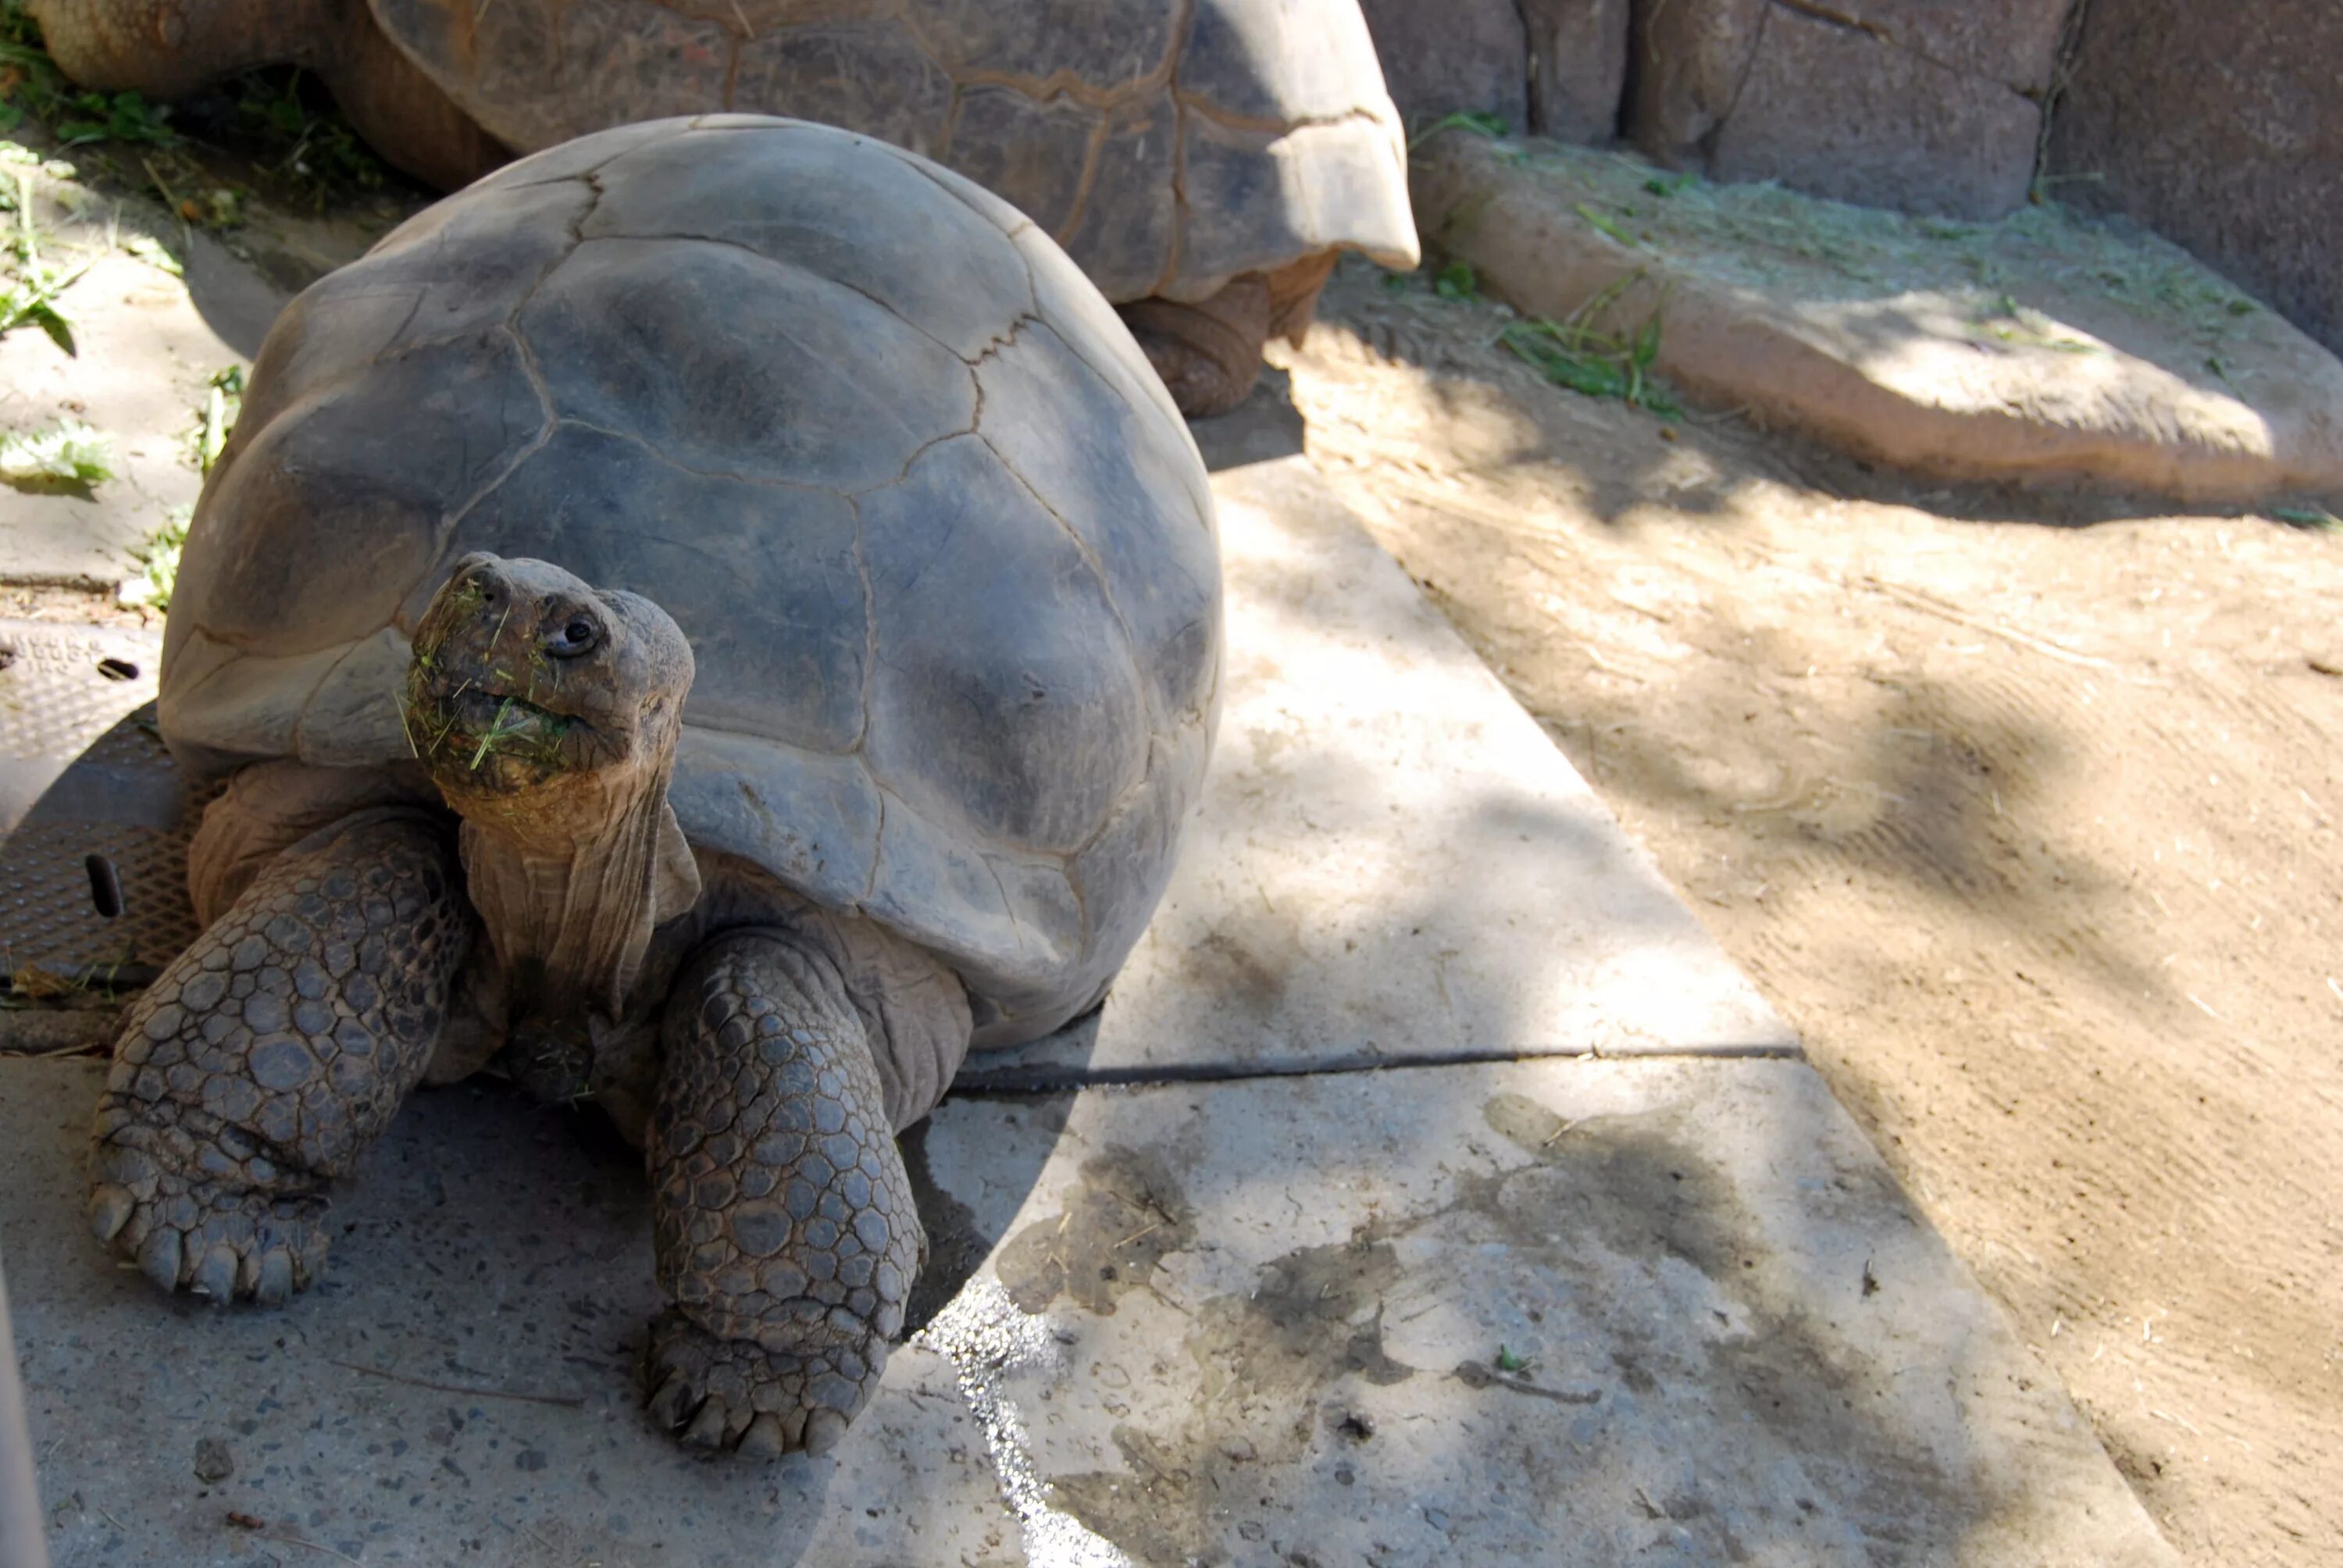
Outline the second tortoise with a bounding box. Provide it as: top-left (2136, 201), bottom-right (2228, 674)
top-left (27, 0), bottom-right (1421, 414)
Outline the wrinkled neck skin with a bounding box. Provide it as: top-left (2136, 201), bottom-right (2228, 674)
top-left (442, 762), bottom-right (693, 1026)
top-left (401, 553), bottom-right (701, 1041)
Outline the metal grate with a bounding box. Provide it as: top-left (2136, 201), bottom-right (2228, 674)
top-left (0, 622), bottom-right (161, 762)
top-left (0, 622), bottom-right (205, 990)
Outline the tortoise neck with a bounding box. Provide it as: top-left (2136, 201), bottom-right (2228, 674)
top-left (445, 764), bottom-right (701, 1023)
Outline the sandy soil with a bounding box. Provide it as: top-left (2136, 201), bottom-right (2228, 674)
top-left (1268, 259), bottom-right (2343, 1566)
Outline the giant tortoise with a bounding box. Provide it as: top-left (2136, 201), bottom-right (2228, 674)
top-left (86, 116), bottom-right (1221, 1458)
top-left (27, 0), bottom-right (1419, 415)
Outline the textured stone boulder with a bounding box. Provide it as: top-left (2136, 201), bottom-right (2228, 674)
top-left (1361, 0), bottom-right (1628, 144)
top-left (1413, 133), bottom-right (2343, 504)
top-left (2049, 0), bottom-right (2343, 360)
top-left (1626, 0), bottom-right (2073, 220)
top-left (1359, 0), bottom-right (1530, 131)
top-left (1526, 0), bottom-right (1632, 144)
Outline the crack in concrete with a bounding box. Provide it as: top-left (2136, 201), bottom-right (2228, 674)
top-left (1150, 0), bottom-right (1200, 299)
top-left (955, 1039), bottom-right (1807, 1098)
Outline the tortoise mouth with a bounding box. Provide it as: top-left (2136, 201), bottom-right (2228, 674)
top-left (401, 668), bottom-right (606, 790)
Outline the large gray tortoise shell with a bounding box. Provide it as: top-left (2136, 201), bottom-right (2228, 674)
top-left (159, 116), bottom-right (1222, 1049)
top-left (368, 0), bottom-right (1419, 301)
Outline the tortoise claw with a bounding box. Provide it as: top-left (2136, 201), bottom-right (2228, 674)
top-left (87, 1183), bottom-right (133, 1242)
top-left (739, 1413), bottom-right (787, 1460)
top-left (137, 1227), bottom-right (183, 1292)
top-left (192, 1243), bottom-right (238, 1302)
top-left (802, 1409), bottom-right (848, 1457)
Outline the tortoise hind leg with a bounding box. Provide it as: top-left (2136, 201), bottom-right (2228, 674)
top-left (1120, 274), bottom-right (1273, 419)
top-left (1118, 252), bottom-right (1342, 419)
top-left (88, 811), bottom-right (470, 1303)
top-left (646, 931), bottom-right (925, 1459)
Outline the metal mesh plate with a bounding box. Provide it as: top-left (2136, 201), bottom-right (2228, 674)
top-left (0, 622), bottom-right (205, 988)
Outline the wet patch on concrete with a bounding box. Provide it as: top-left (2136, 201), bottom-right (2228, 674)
top-left (961, 1062), bottom-right (2174, 1566)
top-left (995, 1144), bottom-right (1196, 1317)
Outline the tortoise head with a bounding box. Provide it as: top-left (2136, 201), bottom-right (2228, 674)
top-left (402, 553), bottom-right (694, 804)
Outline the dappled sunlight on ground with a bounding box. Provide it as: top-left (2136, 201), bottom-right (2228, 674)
top-left (1278, 256), bottom-right (2343, 1564)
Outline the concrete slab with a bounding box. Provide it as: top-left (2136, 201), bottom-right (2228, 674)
top-left (4, 1058), bottom-right (1020, 1568)
top-left (3, 1050), bottom-right (2174, 1566)
top-left (0, 155), bottom-right (281, 591)
top-left (969, 454), bottom-right (1795, 1085)
top-left (912, 1056), bottom-right (2178, 1567)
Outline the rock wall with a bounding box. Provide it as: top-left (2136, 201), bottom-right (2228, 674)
top-left (2049, 0), bottom-right (2343, 358)
top-left (1363, 0), bottom-right (2071, 218)
top-left (1364, 0), bottom-right (2338, 358)
top-left (1624, 0), bottom-right (2071, 220)
top-left (1359, 0), bottom-right (1628, 142)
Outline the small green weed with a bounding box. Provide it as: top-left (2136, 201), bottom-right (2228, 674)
top-left (193, 364), bottom-right (242, 476)
top-left (1495, 1345), bottom-right (1528, 1374)
top-left (1499, 272), bottom-right (1681, 417)
top-left (1407, 110), bottom-right (1507, 152)
top-left (226, 66), bottom-right (386, 204)
top-left (1972, 294), bottom-right (2099, 355)
top-left (2270, 506), bottom-right (2339, 531)
top-left (1, 151), bottom-right (86, 350)
top-left (120, 504), bottom-right (190, 609)
top-left (0, 141), bottom-right (102, 351)
top-left (1575, 202), bottom-right (1639, 247)
top-left (1433, 259), bottom-right (1478, 301)
top-left (51, 88), bottom-right (169, 147)
top-left (121, 230), bottom-right (179, 275)
top-left (0, 415), bottom-right (111, 486)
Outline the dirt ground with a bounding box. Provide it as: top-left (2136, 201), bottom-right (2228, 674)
top-left (1272, 259), bottom-right (2343, 1566)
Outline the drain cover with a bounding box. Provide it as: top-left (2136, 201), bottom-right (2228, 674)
top-left (0, 621), bottom-right (204, 988)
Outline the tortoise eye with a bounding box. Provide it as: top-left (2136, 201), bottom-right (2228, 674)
top-left (543, 617), bottom-right (600, 659)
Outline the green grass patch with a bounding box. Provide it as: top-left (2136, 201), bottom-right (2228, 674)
top-left (223, 67), bottom-right (387, 202)
top-left (1433, 258), bottom-right (1478, 301)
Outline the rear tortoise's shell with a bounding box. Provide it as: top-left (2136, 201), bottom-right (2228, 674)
top-left (365, 0), bottom-right (1420, 300)
top-left (160, 116), bottom-right (1221, 1048)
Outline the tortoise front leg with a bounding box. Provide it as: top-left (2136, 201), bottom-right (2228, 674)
top-left (646, 931), bottom-right (925, 1459)
top-left (87, 811), bottom-right (470, 1303)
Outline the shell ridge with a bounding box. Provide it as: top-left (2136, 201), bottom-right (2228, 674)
top-left (552, 415), bottom-right (854, 496)
top-left (1150, 0), bottom-right (1200, 298)
top-left (1050, 112), bottom-right (1114, 248)
top-left (566, 226), bottom-right (979, 394)
top-left (846, 494), bottom-right (878, 754)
